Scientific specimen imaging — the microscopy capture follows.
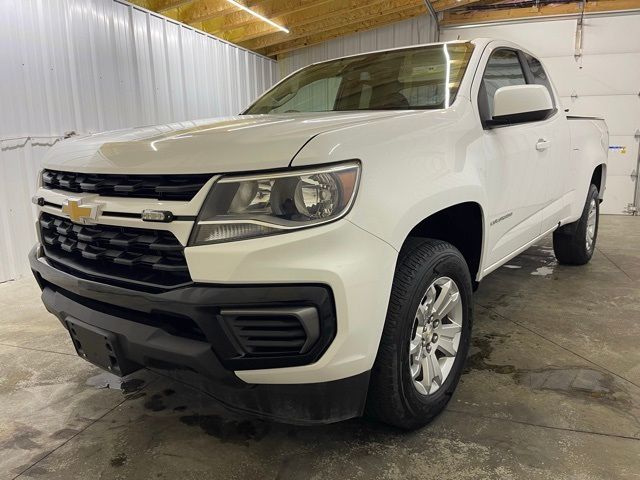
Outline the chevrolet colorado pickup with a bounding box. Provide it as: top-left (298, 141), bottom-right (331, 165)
top-left (30, 39), bottom-right (608, 429)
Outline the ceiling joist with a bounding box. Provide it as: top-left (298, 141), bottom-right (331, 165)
top-left (262, 4), bottom-right (428, 57)
top-left (128, 0), bottom-right (640, 58)
top-left (198, 0), bottom-right (335, 35)
top-left (431, 0), bottom-right (487, 12)
top-left (443, 0), bottom-right (640, 26)
top-left (237, 0), bottom-right (425, 50)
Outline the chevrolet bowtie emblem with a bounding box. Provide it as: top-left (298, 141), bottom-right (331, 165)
top-left (61, 198), bottom-right (102, 224)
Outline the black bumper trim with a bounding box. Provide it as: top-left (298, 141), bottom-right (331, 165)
top-left (30, 245), bottom-right (336, 371)
top-left (41, 285), bottom-right (235, 382)
top-left (30, 245), bottom-right (368, 424)
top-left (161, 368), bottom-right (371, 425)
top-left (43, 280), bottom-right (370, 423)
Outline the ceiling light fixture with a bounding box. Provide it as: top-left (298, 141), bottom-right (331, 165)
top-left (226, 0), bottom-right (290, 34)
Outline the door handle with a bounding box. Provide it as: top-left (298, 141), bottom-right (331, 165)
top-left (536, 138), bottom-right (551, 151)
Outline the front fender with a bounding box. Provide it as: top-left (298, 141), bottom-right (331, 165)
top-left (291, 103), bottom-right (489, 252)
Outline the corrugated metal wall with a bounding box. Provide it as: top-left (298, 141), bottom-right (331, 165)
top-left (278, 15), bottom-right (436, 77)
top-left (0, 0), bottom-right (277, 282)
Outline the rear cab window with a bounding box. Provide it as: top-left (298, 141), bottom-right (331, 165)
top-left (478, 48), bottom-right (557, 126)
top-left (478, 49), bottom-right (527, 122)
top-left (523, 53), bottom-right (556, 108)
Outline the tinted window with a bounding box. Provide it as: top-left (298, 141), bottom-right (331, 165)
top-left (524, 53), bottom-right (555, 106)
top-left (479, 49), bottom-right (527, 121)
top-left (245, 43), bottom-right (475, 114)
top-left (268, 77), bottom-right (342, 113)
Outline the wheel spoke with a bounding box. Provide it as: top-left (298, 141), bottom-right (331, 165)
top-left (409, 336), bottom-right (422, 355)
top-left (420, 355), bottom-right (433, 390)
top-left (432, 279), bottom-right (451, 314)
top-left (410, 358), bottom-right (421, 380)
top-left (439, 323), bottom-right (462, 339)
top-left (414, 378), bottom-right (428, 395)
top-left (433, 282), bottom-right (460, 320)
top-left (415, 303), bottom-right (428, 325)
top-left (437, 323), bottom-right (461, 357)
top-left (437, 337), bottom-right (457, 357)
top-left (427, 352), bottom-right (443, 387)
top-left (424, 287), bottom-right (436, 316)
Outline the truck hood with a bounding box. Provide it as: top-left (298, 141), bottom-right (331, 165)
top-left (43, 112), bottom-right (405, 174)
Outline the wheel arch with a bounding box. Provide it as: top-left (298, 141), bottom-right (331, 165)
top-left (591, 163), bottom-right (607, 200)
top-left (401, 202), bottom-right (485, 283)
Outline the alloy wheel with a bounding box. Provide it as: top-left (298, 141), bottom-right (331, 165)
top-left (408, 276), bottom-right (463, 395)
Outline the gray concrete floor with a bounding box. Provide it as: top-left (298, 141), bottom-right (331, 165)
top-left (1, 216), bottom-right (639, 480)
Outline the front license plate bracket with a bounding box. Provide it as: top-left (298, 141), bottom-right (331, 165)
top-left (66, 318), bottom-right (140, 376)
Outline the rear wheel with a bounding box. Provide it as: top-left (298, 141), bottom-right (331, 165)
top-left (366, 239), bottom-right (473, 429)
top-left (553, 184), bottom-right (600, 265)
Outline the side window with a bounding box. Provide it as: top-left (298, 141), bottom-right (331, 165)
top-left (478, 49), bottom-right (527, 122)
top-left (524, 53), bottom-right (555, 107)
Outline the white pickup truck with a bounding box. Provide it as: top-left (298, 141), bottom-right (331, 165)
top-left (30, 38), bottom-right (608, 429)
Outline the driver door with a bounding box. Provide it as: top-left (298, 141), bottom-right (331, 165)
top-left (477, 46), bottom-right (547, 270)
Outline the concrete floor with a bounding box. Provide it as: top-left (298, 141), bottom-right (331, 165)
top-left (1, 216), bottom-right (639, 480)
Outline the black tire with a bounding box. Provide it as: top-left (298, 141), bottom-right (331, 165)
top-left (366, 239), bottom-right (473, 430)
top-left (553, 184), bottom-right (600, 265)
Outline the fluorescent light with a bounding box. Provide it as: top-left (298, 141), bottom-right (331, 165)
top-left (226, 0), bottom-right (290, 34)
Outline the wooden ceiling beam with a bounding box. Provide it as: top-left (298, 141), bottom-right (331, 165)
top-left (128, 0), bottom-right (195, 15)
top-left (164, 0), bottom-right (264, 25)
top-left (219, 0), bottom-right (406, 44)
top-left (129, 0), bottom-right (194, 13)
top-left (240, 0), bottom-right (425, 52)
top-left (259, 4), bottom-right (428, 57)
top-left (197, 0), bottom-right (334, 34)
top-left (442, 0), bottom-right (640, 26)
top-left (431, 0), bottom-right (489, 12)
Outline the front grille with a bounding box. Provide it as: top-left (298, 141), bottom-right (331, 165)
top-left (39, 212), bottom-right (191, 289)
top-left (42, 169), bottom-right (212, 201)
top-left (229, 316), bottom-right (308, 355)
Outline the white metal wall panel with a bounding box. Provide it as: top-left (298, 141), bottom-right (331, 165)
top-left (0, 0), bottom-right (277, 282)
top-left (442, 14), bottom-right (640, 215)
top-left (278, 15), bottom-right (436, 77)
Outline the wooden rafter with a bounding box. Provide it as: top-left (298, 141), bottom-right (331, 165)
top-left (129, 0), bottom-right (431, 57)
top-left (223, 0), bottom-right (420, 44)
top-left (260, 4), bottom-right (428, 57)
top-left (169, 0), bottom-right (325, 27)
top-left (133, 0), bottom-right (195, 13)
top-left (130, 0), bottom-right (640, 58)
top-left (431, 0), bottom-right (488, 12)
top-left (195, 0), bottom-right (334, 33)
top-left (442, 0), bottom-right (640, 26)
top-left (161, 0), bottom-right (263, 24)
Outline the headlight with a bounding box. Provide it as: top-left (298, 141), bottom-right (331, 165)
top-left (190, 161), bottom-right (360, 245)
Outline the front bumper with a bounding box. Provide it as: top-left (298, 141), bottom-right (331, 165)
top-left (30, 245), bottom-right (371, 424)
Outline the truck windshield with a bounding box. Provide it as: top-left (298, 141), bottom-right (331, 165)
top-left (245, 42), bottom-right (474, 114)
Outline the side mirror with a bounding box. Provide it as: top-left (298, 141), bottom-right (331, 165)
top-left (489, 84), bottom-right (554, 126)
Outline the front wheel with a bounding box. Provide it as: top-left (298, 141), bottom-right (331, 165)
top-left (553, 184), bottom-right (600, 265)
top-left (366, 239), bottom-right (473, 429)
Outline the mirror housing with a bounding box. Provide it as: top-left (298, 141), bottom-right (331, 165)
top-left (488, 84), bottom-right (555, 127)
